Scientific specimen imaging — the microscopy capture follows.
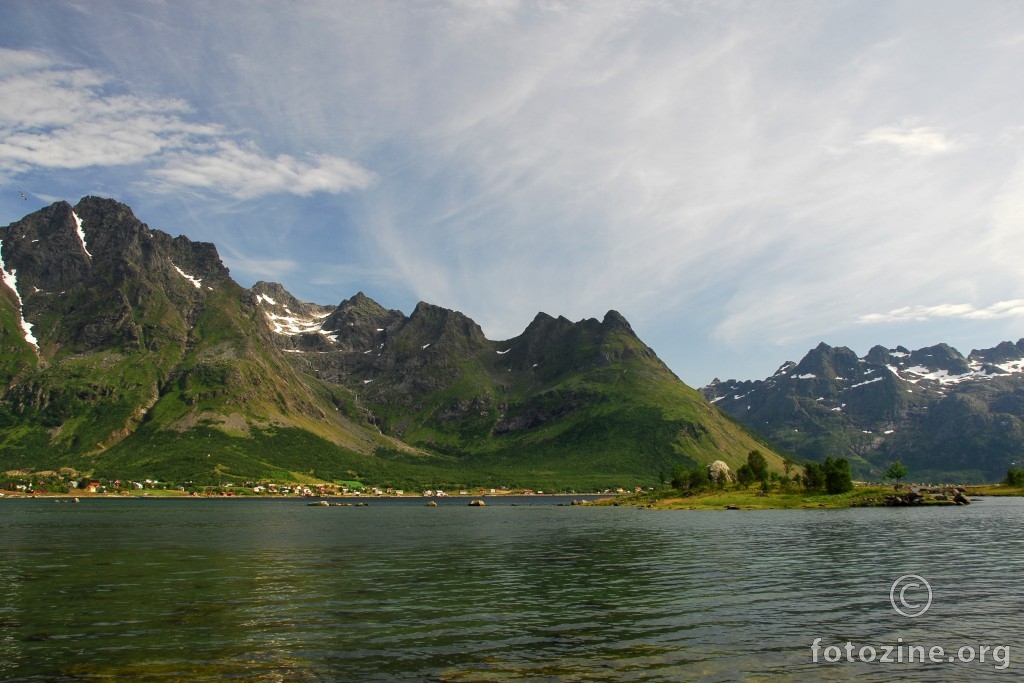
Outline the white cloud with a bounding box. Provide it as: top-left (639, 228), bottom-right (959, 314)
top-left (7, 1), bottom-right (1024, 383)
top-left (0, 47), bottom-right (374, 198)
top-left (0, 50), bottom-right (212, 173)
top-left (859, 300), bottom-right (1024, 324)
top-left (149, 142), bottom-right (376, 199)
top-left (858, 121), bottom-right (961, 156)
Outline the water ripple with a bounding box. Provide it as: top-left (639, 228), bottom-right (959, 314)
top-left (1, 497), bottom-right (1022, 680)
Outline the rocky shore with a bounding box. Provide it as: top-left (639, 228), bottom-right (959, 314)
top-left (850, 485), bottom-right (973, 507)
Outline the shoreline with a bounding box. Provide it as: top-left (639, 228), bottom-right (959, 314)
top-left (5, 485), bottom-right (1021, 508)
top-left (606, 484), bottom-right (1022, 511)
top-left (0, 491), bottom-right (618, 501)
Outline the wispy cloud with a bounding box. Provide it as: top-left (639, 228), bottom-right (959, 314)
top-left (6, 1), bottom-right (1024, 383)
top-left (149, 142), bottom-right (376, 199)
top-left (0, 47), bottom-right (374, 199)
top-left (859, 300), bottom-right (1024, 324)
top-left (0, 48), bottom-right (215, 173)
top-left (215, 244), bottom-right (299, 285)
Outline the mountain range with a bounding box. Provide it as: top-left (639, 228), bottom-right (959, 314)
top-left (4, 197), bottom-right (1021, 487)
top-left (0, 197), bottom-right (779, 489)
top-left (701, 340), bottom-right (1024, 482)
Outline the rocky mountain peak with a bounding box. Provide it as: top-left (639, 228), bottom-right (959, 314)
top-left (1, 200), bottom-right (94, 294)
top-left (0, 198), bottom-right (240, 354)
top-left (863, 345), bottom-right (893, 364)
top-left (790, 342), bottom-right (861, 380)
top-left (520, 312), bottom-right (574, 338)
top-left (70, 196), bottom-right (147, 260)
top-left (907, 343), bottom-right (971, 375)
top-left (970, 339), bottom-right (1024, 364)
top-left (408, 301), bottom-right (487, 346)
top-left (601, 309), bottom-right (634, 334)
top-left (251, 281), bottom-right (327, 314)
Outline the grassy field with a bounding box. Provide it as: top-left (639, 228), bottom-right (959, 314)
top-left (610, 484), bottom-right (978, 510)
top-left (962, 483), bottom-right (1024, 497)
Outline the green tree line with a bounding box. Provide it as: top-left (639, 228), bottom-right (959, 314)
top-left (671, 450), bottom-right (855, 495)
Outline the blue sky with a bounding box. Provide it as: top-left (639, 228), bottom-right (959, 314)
top-left (3, 1), bottom-right (1024, 386)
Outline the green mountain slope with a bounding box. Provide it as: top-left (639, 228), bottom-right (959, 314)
top-left (0, 198), bottom-right (784, 489)
top-left (255, 289), bottom-right (786, 489)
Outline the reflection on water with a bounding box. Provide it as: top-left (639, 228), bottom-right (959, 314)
top-left (1, 497), bottom-right (1022, 681)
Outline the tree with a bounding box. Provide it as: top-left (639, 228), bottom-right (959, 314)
top-left (747, 450), bottom-right (769, 483)
top-left (782, 457), bottom-right (794, 477)
top-left (823, 457), bottom-right (853, 494)
top-left (736, 463), bottom-right (756, 487)
top-left (883, 461), bottom-right (909, 487)
top-left (803, 462), bottom-right (824, 491)
top-left (671, 465), bottom-right (710, 492)
top-left (1004, 468), bottom-right (1024, 487)
top-left (670, 465), bottom-right (688, 489)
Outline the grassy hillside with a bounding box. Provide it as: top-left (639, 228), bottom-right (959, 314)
top-left (299, 306), bottom-right (788, 489)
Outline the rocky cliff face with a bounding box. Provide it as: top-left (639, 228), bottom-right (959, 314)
top-left (0, 198), bottom-right (397, 482)
top-left (251, 287), bottom-right (676, 432)
top-left (702, 340), bottom-right (1024, 482)
top-left (0, 197), bottom-right (233, 354)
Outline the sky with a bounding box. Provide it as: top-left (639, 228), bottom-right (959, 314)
top-left (2, 0), bottom-right (1024, 386)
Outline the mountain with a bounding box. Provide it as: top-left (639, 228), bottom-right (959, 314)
top-left (0, 198), bottom-right (423, 486)
top-left (0, 197), bottom-right (782, 489)
top-left (249, 284), bottom-right (782, 489)
top-left (701, 340), bottom-right (1024, 482)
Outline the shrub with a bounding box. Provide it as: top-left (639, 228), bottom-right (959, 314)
top-left (671, 465), bottom-right (711, 492)
top-left (823, 457), bottom-right (853, 494)
top-left (1004, 468), bottom-right (1024, 487)
top-left (803, 462), bottom-right (824, 491)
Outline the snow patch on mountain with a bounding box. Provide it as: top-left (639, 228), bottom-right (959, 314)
top-left (887, 361), bottom-right (1020, 386)
top-left (72, 211), bottom-right (92, 259)
top-left (991, 360), bottom-right (1024, 374)
top-left (264, 310), bottom-right (329, 335)
top-left (903, 366), bottom-right (972, 384)
top-left (0, 241), bottom-right (37, 348)
top-left (172, 264), bottom-right (202, 289)
top-left (849, 376), bottom-right (884, 389)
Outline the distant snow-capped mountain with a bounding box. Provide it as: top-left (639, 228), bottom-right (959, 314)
top-left (701, 340), bottom-right (1024, 482)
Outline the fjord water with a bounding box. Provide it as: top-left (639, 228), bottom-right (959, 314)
top-left (1, 497), bottom-right (1022, 681)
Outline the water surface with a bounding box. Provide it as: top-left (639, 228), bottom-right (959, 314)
top-left (1, 496), bottom-right (1021, 681)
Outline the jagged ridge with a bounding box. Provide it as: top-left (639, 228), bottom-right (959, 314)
top-left (0, 198), bottom-right (784, 489)
top-left (702, 340), bottom-right (1024, 482)
top-left (252, 283), bottom-right (782, 485)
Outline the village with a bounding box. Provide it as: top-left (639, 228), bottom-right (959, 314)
top-left (0, 471), bottom-right (633, 498)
